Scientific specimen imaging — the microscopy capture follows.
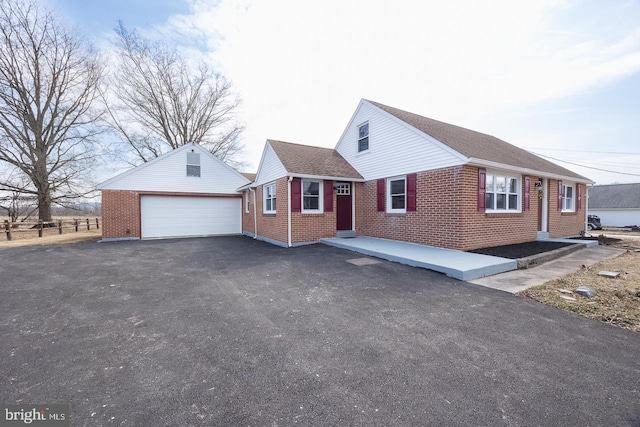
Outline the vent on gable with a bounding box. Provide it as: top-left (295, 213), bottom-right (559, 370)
top-left (186, 152), bottom-right (201, 177)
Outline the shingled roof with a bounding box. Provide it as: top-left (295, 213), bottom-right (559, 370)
top-left (589, 183), bottom-right (640, 209)
top-left (268, 140), bottom-right (363, 180)
top-left (367, 100), bottom-right (590, 182)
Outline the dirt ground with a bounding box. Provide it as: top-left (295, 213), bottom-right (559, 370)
top-left (469, 240), bottom-right (574, 258)
top-left (520, 232), bottom-right (640, 333)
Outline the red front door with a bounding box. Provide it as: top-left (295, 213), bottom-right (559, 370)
top-left (336, 182), bottom-right (352, 231)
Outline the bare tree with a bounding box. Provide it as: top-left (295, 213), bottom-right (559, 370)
top-left (105, 22), bottom-right (244, 166)
top-left (0, 0), bottom-right (103, 221)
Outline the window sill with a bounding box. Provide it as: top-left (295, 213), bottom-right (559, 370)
top-left (262, 212), bottom-right (276, 216)
top-left (484, 210), bottom-right (522, 215)
top-left (356, 149), bottom-right (370, 157)
top-left (484, 210), bottom-right (523, 217)
top-left (561, 210), bottom-right (577, 215)
top-left (301, 211), bottom-right (324, 215)
top-left (385, 212), bottom-right (406, 217)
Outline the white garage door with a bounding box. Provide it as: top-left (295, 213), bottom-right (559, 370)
top-left (141, 195), bottom-right (242, 239)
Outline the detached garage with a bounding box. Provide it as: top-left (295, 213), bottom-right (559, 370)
top-left (98, 143), bottom-right (250, 241)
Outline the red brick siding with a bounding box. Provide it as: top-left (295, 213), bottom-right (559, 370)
top-left (244, 178), bottom-right (340, 245)
top-left (291, 179), bottom-right (337, 244)
top-left (548, 181), bottom-right (586, 238)
top-left (359, 166), bottom-right (546, 251)
top-left (102, 190), bottom-right (242, 239)
top-left (101, 190), bottom-right (140, 239)
top-left (248, 178), bottom-right (289, 244)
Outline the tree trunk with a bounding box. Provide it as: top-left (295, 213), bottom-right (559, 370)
top-left (37, 189), bottom-right (52, 222)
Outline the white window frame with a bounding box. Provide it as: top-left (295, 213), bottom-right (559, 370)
top-left (263, 182), bottom-right (276, 214)
top-left (562, 183), bottom-right (575, 212)
top-left (335, 182), bottom-right (350, 195)
top-left (357, 122), bottom-right (369, 153)
top-left (485, 172), bottom-right (521, 213)
top-left (245, 190), bottom-right (250, 213)
top-left (186, 152), bottom-right (201, 177)
top-left (302, 179), bottom-right (323, 213)
top-left (387, 176), bottom-right (406, 214)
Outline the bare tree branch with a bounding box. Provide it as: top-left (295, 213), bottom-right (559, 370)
top-left (103, 22), bottom-right (244, 165)
top-left (0, 0), bottom-right (104, 221)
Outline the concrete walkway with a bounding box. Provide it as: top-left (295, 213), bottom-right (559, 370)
top-left (321, 236), bottom-right (517, 280)
top-left (469, 245), bottom-right (625, 293)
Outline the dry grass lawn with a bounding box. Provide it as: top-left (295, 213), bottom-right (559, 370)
top-left (520, 234), bottom-right (640, 333)
top-left (0, 216), bottom-right (102, 248)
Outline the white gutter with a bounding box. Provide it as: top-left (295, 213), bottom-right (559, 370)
top-left (467, 158), bottom-right (594, 185)
top-left (287, 176), bottom-right (293, 247)
top-left (585, 184), bottom-right (593, 235)
top-left (250, 187), bottom-right (257, 239)
top-left (288, 173), bottom-right (365, 182)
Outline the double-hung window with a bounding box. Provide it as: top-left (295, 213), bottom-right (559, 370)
top-left (561, 184), bottom-right (574, 212)
top-left (302, 180), bottom-right (323, 213)
top-left (358, 122), bottom-right (369, 152)
top-left (485, 173), bottom-right (520, 212)
top-left (263, 183), bottom-right (276, 214)
top-left (387, 176), bottom-right (406, 213)
top-left (186, 152), bottom-right (201, 177)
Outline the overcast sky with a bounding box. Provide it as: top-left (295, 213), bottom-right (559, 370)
top-left (49, 0), bottom-right (640, 185)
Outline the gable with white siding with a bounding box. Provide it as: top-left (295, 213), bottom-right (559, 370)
top-left (253, 141), bottom-right (287, 185)
top-left (335, 100), bottom-right (466, 180)
top-left (98, 143), bottom-right (249, 193)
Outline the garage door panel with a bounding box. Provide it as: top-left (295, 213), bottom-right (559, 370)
top-left (141, 196), bottom-right (241, 239)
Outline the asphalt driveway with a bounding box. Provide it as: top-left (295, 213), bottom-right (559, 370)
top-left (1, 236), bottom-right (638, 426)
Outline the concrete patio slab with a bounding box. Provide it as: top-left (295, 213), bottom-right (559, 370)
top-left (321, 236), bottom-right (517, 280)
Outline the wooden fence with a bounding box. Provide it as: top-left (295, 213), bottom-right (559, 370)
top-left (3, 218), bottom-right (101, 241)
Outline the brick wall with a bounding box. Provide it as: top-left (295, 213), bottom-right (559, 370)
top-left (244, 178), bottom-right (341, 246)
top-left (101, 190), bottom-right (140, 239)
top-left (548, 181), bottom-right (586, 238)
top-left (357, 166), bottom-right (570, 251)
top-left (242, 169), bottom-right (587, 250)
top-left (247, 177), bottom-right (289, 244)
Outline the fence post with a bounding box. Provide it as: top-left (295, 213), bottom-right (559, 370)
top-left (58, 220), bottom-right (63, 235)
top-left (96, 218), bottom-right (100, 229)
top-left (86, 218), bottom-right (90, 230)
top-left (4, 220), bottom-right (11, 241)
top-left (38, 220), bottom-right (43, 238)
top-left (74, 218), bottom-right (78, 232)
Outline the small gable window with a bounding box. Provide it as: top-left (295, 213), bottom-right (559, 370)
top-left (186, 152), bottom-right (200, 177)
top-left (302, 180), bottom-right (323, 213)
top-left (264, 183), bottom-right (276, 214)
top-left (358, 122), bottom-right (369, 152)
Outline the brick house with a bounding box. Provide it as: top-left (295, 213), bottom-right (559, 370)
top-left (98, 142), bottom-right (250, 240)
top-left (242, 100), bottom-right (592, 250)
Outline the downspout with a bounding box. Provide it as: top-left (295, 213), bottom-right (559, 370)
top-left (585, 184), bottom-right (592, 236)
top-left (287, 176), bottom-right (293, 247)
top-left (250, 187), bottom-right (257, 239)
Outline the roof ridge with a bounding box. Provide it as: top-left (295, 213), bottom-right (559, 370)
top-left (364, 99), bottom-right (591, 182)
top-left (366, 99), bottom-right (496, 139)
